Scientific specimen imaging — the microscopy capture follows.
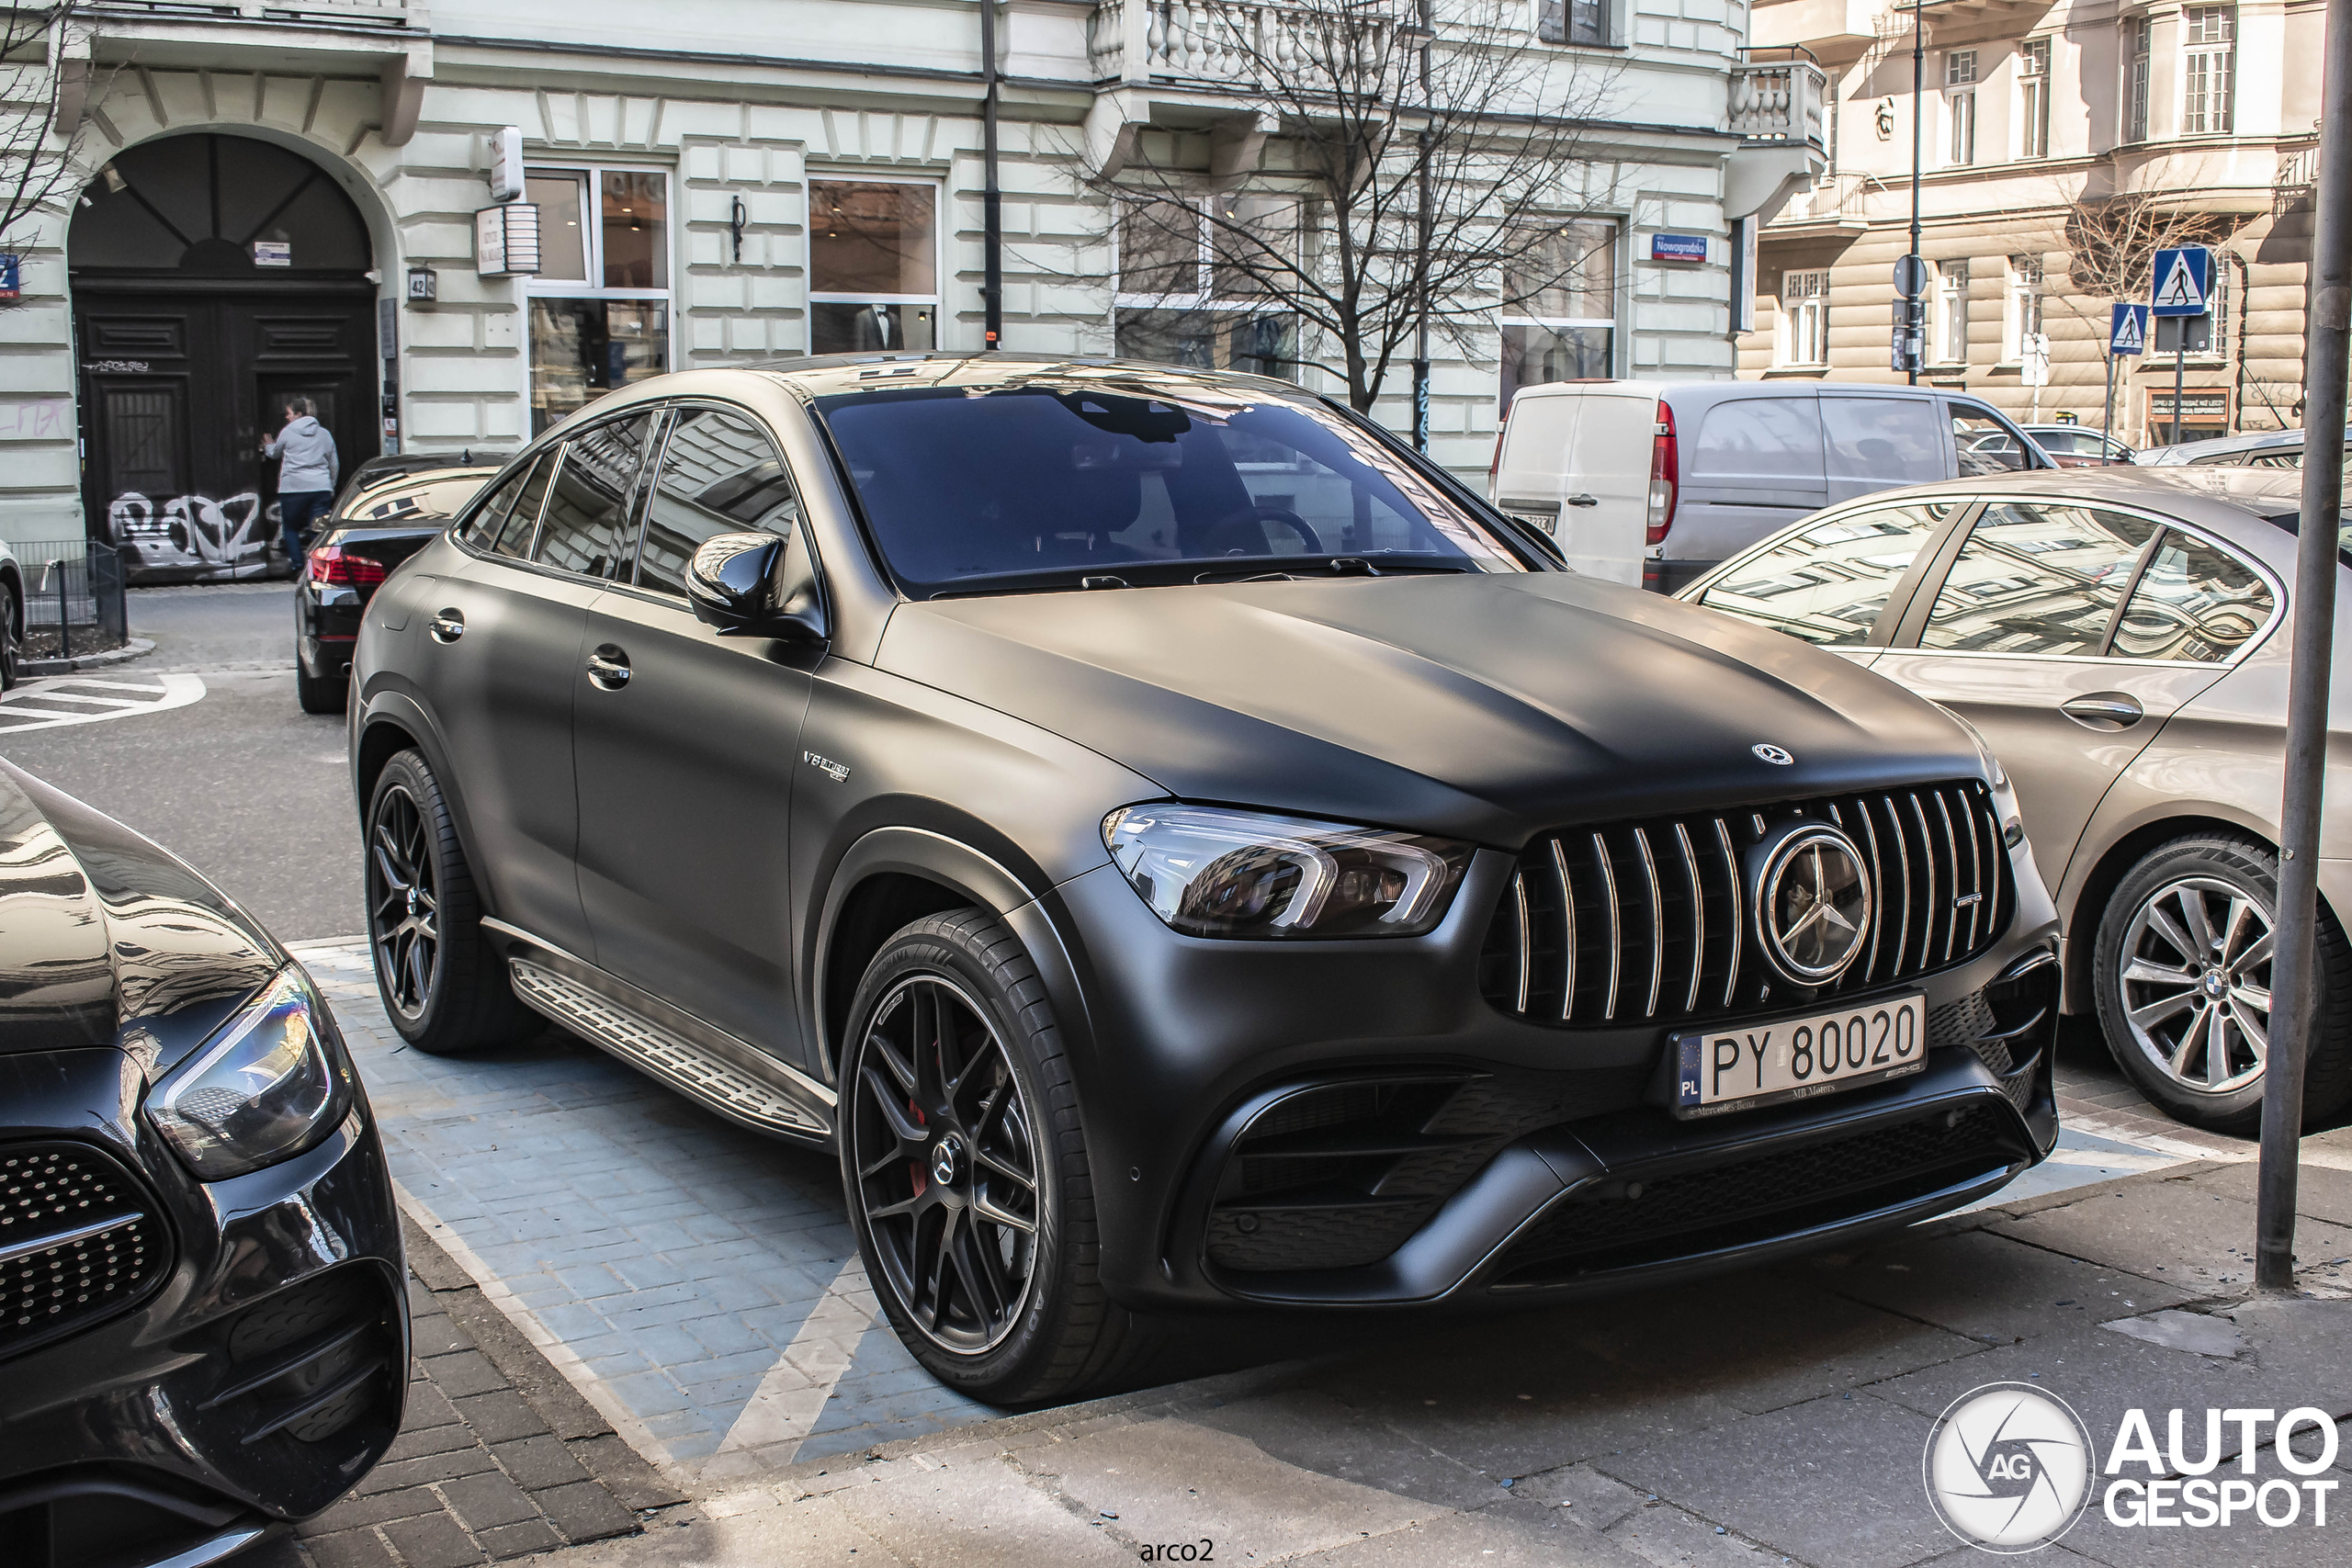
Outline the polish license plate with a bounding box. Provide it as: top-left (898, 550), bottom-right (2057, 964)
top-left (1672, 994), bottom-right (1927, 1120)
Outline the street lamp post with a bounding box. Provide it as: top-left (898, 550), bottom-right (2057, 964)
top-left (1411, 0), bottom-right (1433, 454)
top-left (1906, 0), bottom-right (1926, 384)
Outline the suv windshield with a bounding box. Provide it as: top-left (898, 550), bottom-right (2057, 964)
top-left (813, 379), bottom-right (1526, 595)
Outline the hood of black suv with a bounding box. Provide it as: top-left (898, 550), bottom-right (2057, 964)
top-left (0, 760), bottom-right (283, 1069)
top-left (877, 572), bottom-right (1980, 845)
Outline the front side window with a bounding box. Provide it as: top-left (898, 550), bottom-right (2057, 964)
top-left (1951, 400), bottom-right (2029, 474)
top-left (636, 406), bottom-right (802, 598)
top-left (1114, 195), bottom-right (1299, 381)
top-left (2184, 7), bottom-right (2236, 135)
top-left (813, 377), bottom-right (1526, 595)
top-left (1934, 261), bottom-right (1971, 365)
top-left (2019, 39), bottom-right (2052, 159)
top-left (526, 166), bottom-right (673, 436)
top-left (1919, 503), bottom-right (2157, 654)
top-left (1498, 220), bottom-right (1617, 412)
top-left (1779, 269), bottom-right (1830, 367)
top-left (2111, 531), bottom-right (2272, 660)
top-left (1694, 503), bottom-right (1957, 647)
top-left (810, 177), bottom-right (939, 355)
top-left (533, 414), bottom-right (653, 581)
top-left (1535, 0), bottom-right (1610, 47)
top-left (1947, 51), bottom-right (1978, 165)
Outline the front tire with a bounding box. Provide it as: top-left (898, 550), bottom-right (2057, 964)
top-left (365, 749), bottom-right (532, 1054)
top-left (840, 909), bottom-right (1146, 1404)
top-left (2094, 833), bottom-right (2352, 1133)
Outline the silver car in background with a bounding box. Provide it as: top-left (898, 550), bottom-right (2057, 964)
top-left (1680, 466), bottom-right (2352, 1134)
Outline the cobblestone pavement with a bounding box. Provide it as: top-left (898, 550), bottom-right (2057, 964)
top-left (297, 940), bottom-right (995, 1485)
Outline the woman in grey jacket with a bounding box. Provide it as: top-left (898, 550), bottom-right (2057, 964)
top-left (263, 398), bottom-right (340, 573)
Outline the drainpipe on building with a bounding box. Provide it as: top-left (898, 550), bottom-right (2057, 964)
top-left (981, 0), bottom-right (1003, 350)
top-left (2257, 0), bottom-right (2352, 1292)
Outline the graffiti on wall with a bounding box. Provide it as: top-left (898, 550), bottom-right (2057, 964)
top-left (107, 491), bottom-right (281, 581)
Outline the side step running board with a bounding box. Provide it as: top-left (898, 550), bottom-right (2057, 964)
top-left (504, 953), bottom-right (833, 1145)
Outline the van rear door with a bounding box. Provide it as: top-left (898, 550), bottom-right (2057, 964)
top-left (1494, 385), bottom-right (1652, 584)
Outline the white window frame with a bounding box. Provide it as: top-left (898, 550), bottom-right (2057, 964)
top-left (524, 162), bottom-right (678, 434)
top-left (1112, 193), bottom-right (1305, 378)
top-left (2126, 17), bottom-right (2151, 141)
top-left (1532, 0), bottom-right (1611, 48)
top-left (2183, 7), bottom-right (2236, 136)
top-left (1497, 219), bottom-right (1622, 409)
top-left (2018, 39), bottom-right (2051, 160)
top-left (2002, 255), bottom-right (2044, 363)
top-left (1933, 260), bottom-right (1971, 366)
top-left (806, 172), bottom-right (945, 352)
top-left (1778, 269), bottom-right (1831, 368)
top-left (1945, 52), bottom-right (1978, 167)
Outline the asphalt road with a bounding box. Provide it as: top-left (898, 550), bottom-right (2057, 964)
top-left (0, 581), bottom-right (365, 942)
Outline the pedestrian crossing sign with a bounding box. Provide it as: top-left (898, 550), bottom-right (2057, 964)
top-left (2109, 303), bottom-right (2149, 355)
top-left (2152, 246), bottom-right (2212, 317)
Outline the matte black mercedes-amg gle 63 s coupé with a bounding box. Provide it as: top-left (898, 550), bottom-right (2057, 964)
top-left (348, 355), bottom-right (2062, 1404)
top-left (0, 760), bottom-right (405, 1566)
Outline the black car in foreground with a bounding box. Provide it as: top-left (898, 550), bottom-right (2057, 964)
top-left (350, 355), bottom-right (2062, 1404)
top-left (0, 760), bottom-right (405, 1565)
top-left (297, 458), bottom-right (503, 713)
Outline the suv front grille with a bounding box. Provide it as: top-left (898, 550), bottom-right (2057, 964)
top-left (1, 1142), bottom-right (172, 1360)
top-left (1481, 782), bottom-right (2014, 1029)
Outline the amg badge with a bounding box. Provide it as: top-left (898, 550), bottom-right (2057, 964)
top-left (804, 751), bottom-right (851, 783)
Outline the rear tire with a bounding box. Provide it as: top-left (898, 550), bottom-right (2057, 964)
top-left (365, 749), bottom-right (533, 1055)
top-left (0, 587), bottom-right (18, 690)
top-left (296, 661), bottom-right (348, 714)
top-left (840, 909), bottom-right (1155, 1404)
top-left (2093, 833), bottom-right (2352, 1133)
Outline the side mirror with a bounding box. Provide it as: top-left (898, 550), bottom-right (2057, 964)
top-left (684, 530), bottom-right (828, 642)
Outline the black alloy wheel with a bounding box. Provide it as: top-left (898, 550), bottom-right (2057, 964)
top-left (368, 783), bottom-right (440, 1021)
top-left (363, 749), bottom-right (533, 1054)
top-left (0, 584), bottom-right (18, 690)
top-left (850, 974), bottom-right (1041, 1354)
top-left (840, 910), bottom-right (1153, 1403)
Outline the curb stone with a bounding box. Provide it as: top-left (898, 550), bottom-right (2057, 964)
top-left (20, 636), bottom-right (155, 676)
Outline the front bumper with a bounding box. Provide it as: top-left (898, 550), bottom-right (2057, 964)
top-left (1027, 836), bottom-right (2060, 1314)
top-left (0, 1032), bottom-right (407, 1564)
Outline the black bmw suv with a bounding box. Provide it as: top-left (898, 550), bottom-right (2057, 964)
top-left (349, 355), bottom-right (2062, 1404)
top-left (0, 761), bottom-right (405, 1564)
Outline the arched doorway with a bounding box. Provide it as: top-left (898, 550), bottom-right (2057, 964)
top-left (71, 133), bottom-right (379, 581)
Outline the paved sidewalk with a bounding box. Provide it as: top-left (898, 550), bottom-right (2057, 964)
top-left (540, 1153), bottom-right (2352, 1568)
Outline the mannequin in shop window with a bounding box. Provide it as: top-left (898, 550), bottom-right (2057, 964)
top-left (853, 304), bottom-right (897, 351)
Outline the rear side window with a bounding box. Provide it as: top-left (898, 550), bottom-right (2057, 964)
top-left (460, 466), bottom-right (527, 548)
top-left (534, 414), bottom-right (652, 581)
top-left (1693, 398), bottom-right (1823, 481)
top-left (2111, 531), bottom-right (2274, 661)
top-left (1693, 503), bottom-right (1955, 647)
top-left (2245, 450), bottom-right (2301, 469)
top-left (1822, 399), bottom-right (1944, 485)
top-left (487, 450), bottom-right (560, 559)
top-left (1919, 503), bottom-right (2156, 655)
top-left (636, 406), bottom-right (801, 598)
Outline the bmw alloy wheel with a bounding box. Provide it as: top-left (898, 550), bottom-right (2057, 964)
top-left (367, 784), bottom-right (441, 1020)
top-left (2117, 876), bottom-right (2272, 1096)
top-left (848, 975), bottom-right (1041, 1354)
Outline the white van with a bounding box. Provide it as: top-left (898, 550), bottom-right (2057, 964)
top-left (1489, 380), bottom-right (2054, 590)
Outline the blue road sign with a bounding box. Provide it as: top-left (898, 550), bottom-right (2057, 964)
top-left (2110, 302), bottom-right (2150, 355)
top-left (2152, 247), bottom-right (2212, 317)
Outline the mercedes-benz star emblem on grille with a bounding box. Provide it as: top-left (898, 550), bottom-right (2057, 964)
top-left (1752, 743), bottom-right (1794, 765)
top-left (1758, 827), bottom-right (1873, 984)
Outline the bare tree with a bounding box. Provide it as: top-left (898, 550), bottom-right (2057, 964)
top-left (1, 5), bottom-right (95, 285)
top-left (2062, 188), bottom-right (2242, 307)
top-left (1093, 0), bottom-right (1622, 413)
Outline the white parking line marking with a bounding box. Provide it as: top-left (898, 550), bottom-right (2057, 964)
top-left (0, 672), bottom-right (205, 732)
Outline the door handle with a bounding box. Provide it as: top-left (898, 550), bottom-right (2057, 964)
top-left (2060, 692), bottom-right (2144, 728)
top-left (429, 609), bottom-right (464, 644)
top-left (586, 645), bottom-right (631, 690)
top-left (1565, 493), bottom-right (1600, 507)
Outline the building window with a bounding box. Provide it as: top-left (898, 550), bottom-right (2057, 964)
top-left (1114, 195), bottom-right (1300, 380)
top-left (1934, 260), bottom-right (1971, 365)
top-left (1535, 0), bottom-right (1609, 47)
top-left (2003, 254), bottom-right (2044, 361)
top-left (2184, 7), bottom-right (2235, 135)
top-left (2127, 17), bottom-right (2151, 141)
top-left (1779, 269), bottom-right (1831, 367)
top-left (1946, 51), bottom-right (1978, 166)
top-left (809, 176), bottom-right (939, 354)
top-left (1498, 221), bottom-right (1616, 411)
top-left (2019, 39), bottom-right (2052, 159)
top-left (525, 165), bottom-right (673, 436)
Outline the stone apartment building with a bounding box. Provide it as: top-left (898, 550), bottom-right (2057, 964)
top-left (1736, 0), bottom-right (2323, 446)
top-left (0, 0), bottom-right (1826, 576)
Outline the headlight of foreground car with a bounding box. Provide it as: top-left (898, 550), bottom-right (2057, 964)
top-left (1103, 805), bottom-right (1472, 939)
top-left (147, 967), bottom-right (354, 1180)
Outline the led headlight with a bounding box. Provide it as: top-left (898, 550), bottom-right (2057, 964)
top-left (1103, 805), bottom-right (1471, 939)
top-left (147, 967), bottom-right (354, 1180)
